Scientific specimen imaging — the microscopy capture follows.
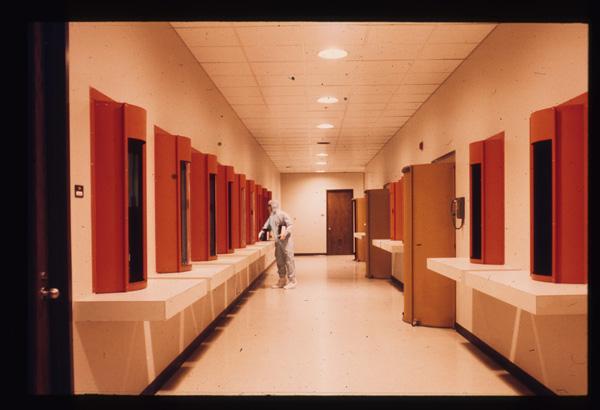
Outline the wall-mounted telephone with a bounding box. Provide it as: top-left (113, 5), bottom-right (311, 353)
top-left (451, 197), bottom-right (465, 230)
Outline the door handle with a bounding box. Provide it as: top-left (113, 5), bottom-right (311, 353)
top-left (328, 227), bottom-right (332, 231)
top-left (40, 287), bottom-right (60, 300)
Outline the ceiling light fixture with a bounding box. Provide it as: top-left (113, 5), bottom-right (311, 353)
top-left (317, 96), bottom-right (338, 104)
top-left (316, 161), bottom-right (327, 165)
top-left (318, 48), bottom-right (348, 59)
top-left (315, 170), bottom-right (326, 173)
top-left (316, 153), bottom-right (329, 157)
top-left (317, 123), bottom-right (334, 129)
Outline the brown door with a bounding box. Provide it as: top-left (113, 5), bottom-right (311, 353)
top-left (27, 22), bottom-right (73, 394)
top-left (327, 190), bottom-right (354, 255)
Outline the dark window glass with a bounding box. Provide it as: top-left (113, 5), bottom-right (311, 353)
top-left (128, 140), bottom-right (144, 282)
top-left (181, 161), bottom-right (189, 264)
top-left (532, 140), bottom-right (552, 275)
top-left (209, 174), bottom-right (216, 256)
top-left (470, 164), bottom-right (482, 260)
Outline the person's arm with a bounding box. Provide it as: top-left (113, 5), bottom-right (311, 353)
top-left (259, 217), bottom-right (271, 240)
top-left (280, 212), bottom-right (293, 239)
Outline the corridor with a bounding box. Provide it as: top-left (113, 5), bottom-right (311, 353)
top-left (158, 255), bottom-right (531, 395)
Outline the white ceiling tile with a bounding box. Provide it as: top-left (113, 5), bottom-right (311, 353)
top-left (220, 87), bottom-right (262, 97)
top-left (235, 25), bottom-right (304, 46)
top-left (305, 61), bottom-right (360, 76)
top-left (368, 127), bottom-right (398, 136)
top-left (340, 128), bottom-right (371, 136)
top-left (201, 62), bottom-right (253, 76)
top-left (346, 94), bottom-right (391, 104)
top-left (428, 24), bottom-right (496, 44)
top-left (395, 84), bottom-right (439, 94)
top-left (301, 23), bottom-right (369, 47)
top-left (244, 45), bottom-right (305, 62)
top-left (389, 93), bottom-right (430, 103)
top-left (403, 72), bottom-right (451, 85)
top-left (383, 108), bottom-right (416, 117)
top-left (346, 103), bottom-right (387, 111)
top-left (232, 105), bottom-right (269, 117)
top-left (352, 85), bottom-right (397, 95)
top-left (351, 73), bottom-right (406, 85)
top-left (305, 85), bottom-right (352, 99)
top-left (261, 87), bottom-right (306, 97)
top-left (252, 62), bottom-right (304, 76)
top-left (356, 60), bottom-right (412, 74)
top-left (351, 44), bottom-right (422, 60)
top-left (419, 43), bottom-right (478, 59)
top-left (210, 75), bottom-right (258, 88)
top-left (264, 95), bottom-right (307, 105)
top-left (225, 95), bottom-right (265, 105)
top-left (366, 24), bottom-right (436, 45)
top-left (410, 59), bottom-right (462, 73)
top-left (189, 46), bottom-right (246, 62)
top-left (344, 111), bottom-right (382, 119)
top-left (171, 22), bottom-right (233, 29)
top-left (307, 103), bottom-right (347, 112)
top-left (256, 74), bottom-right (307, 86)
top-left (386, 102), bottom-right (422, 110)
top-left (267, 104), bottom-right (307, 113)
top-left (174, 27), bottom-right (239, 47)
top-left (376, 116), bottom-right (409, 127)
top-left (306, 74), bottom-right (355, 86)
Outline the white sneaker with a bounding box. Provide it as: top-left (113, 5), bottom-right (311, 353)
top-left (271, 278), bottom-right (287, 289)
top-left (283, 280), bottom-right (297, 290)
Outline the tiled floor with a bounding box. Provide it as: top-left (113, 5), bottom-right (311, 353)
top-left (157, 255), bottom-right (532, 396)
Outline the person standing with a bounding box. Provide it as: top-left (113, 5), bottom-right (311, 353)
top-left (258, 199), bottom-right (297, 289)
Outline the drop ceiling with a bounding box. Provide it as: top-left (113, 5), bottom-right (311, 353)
top-left (170, 22), bottom-right (496, 173)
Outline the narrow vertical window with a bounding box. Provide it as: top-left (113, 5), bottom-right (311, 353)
top-left (470, 164), bottom-right (482, 260)
top-left (532, 140), bottom-right (552, 276)
top-left (128, 139), bottom-right (144, 283)
top-left (181, 161), bottom-right (189, 265)
top-left (209, 174), bottom-right (216, 256)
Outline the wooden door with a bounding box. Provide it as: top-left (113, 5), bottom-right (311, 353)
top-left (27, 22), bottom-right (72, 394)
top-left (326, 190), bottom-right (354, 254)
top-left (403, 163), bottom-right (456, 327)
top-left (354, 197), bottom-right (367, 261)
top-left (365, 189), bottom-right (391, 278)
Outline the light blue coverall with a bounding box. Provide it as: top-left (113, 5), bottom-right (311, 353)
top-left (260, 200), bottom-right (296, 282)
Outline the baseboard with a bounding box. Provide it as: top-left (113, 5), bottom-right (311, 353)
top-left (389, 275), bottom-right (404, 291)
top-left (141, 269), bottom-right (270, 395)
top-left (295, 253), bottom-right (327, 256)
top-left (454, 323), bottom-right (556, 396)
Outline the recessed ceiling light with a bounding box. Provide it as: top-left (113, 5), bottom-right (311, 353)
top-left (317, 123), bottom-right (334, 129)
top-left (316, 153), bottom-right (329, 157)
top-left (318, 48), bottom-right (348, 59)
top-left (317, 96), bottom-right (338, 104)
top-left (316, 161), bottom-right (327, 165)
top-left (315, 170), bottom-right (326, 173)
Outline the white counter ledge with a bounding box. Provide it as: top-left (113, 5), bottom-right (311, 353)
top-left (73, 279), bottom-right (208, 322)
top-left (427, 257), bottom-right (517, 282)
top-left (149, 264), bottom-right (234, 290)
top-left (193, 254), bottom-right (250, 273)
top-left (354, 232), bottom-right (366, 239)
top-left (465, 270), bottom-right (587, 316)
top-left (233, 247), bottom-right (261, 263)
top-left (372, 239), bottom-right (404, 253)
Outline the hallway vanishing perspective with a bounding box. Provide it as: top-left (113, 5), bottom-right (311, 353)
top-left (158, 255), bottom-right (531, 395)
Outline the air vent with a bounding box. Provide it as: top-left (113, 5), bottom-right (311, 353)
top-left (317, 141), bottom-right (330, 145)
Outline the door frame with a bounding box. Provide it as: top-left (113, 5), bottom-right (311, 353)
top-left (27, 22), bottom-right (73, 394)
top-left (326, 189), bottom-right (354, 255)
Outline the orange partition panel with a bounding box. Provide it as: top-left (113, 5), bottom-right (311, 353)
top-left (395, 179), bottom-right (404, 241)
top-left (388, 182), bottom-right (397, 240)
top-left (91, 91), bottom-right (148, 293)
top-left (216, 163), bottom-right (228, 254)
top-left (238, 174), bottom-right (247, 248)
top-left (230, 171), bottom-right (241, 250)
top-left (191, 149), bottom-right (208, 261)
top-left (225, 166), bottom-right (236, 253)
top-left (262, 187), bottom-right (269, 228)
top-left (206, 155), bottom-right (218, 259)
top-left (255, 184), bottom-right (263, 237)
top-left (154, 128), bottom-right (192, 272)
top-left (530, 92), bottom-right (587, 283)
top-left (247, 179), bottom-right (256, 244)
top-left (469, 133), bottom-right (505, 264)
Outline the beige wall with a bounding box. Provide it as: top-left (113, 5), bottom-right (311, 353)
top-left (280, 173), bottom-right (364, 254)
top-left (365, 23), bottom-right (588, 394)
top-left (68, 22), bottom-right (280, 393)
